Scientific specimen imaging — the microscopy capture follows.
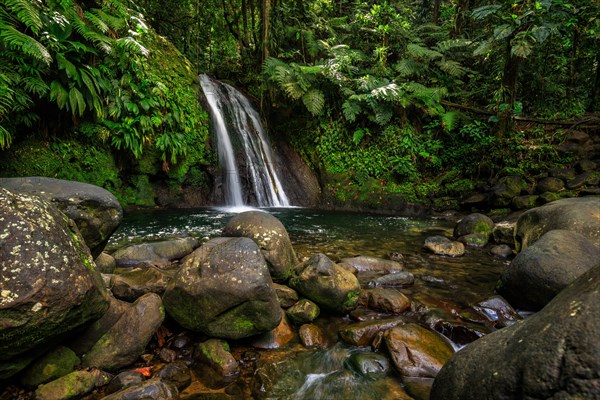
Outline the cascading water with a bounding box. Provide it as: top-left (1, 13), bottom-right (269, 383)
top-left (200, 74), bottom-right (290, 207)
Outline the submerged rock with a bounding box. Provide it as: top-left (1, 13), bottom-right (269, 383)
top-left (299, 324), bottom-right (328, 348)
top-left (431, 264), bottom-right (600, 400)
top-left (514, 196), bottom-right (600, 251)
top-left (340, 256), bottom-right (403, 272)
top-left (472, 295), bottom-right (521, 328)
top-left (194, 339), bottom-right (240, 388)
top-left (423, 236), bottom-right (465, 257)
top-left (162, 237), bottom-right (282, 339)
top-left (0, 177), bottom-right (123, 257)
top-left (384, 323), bottom-right (454, 379)
top-left (338, 318), bottom-right (406, 347)
top-left (365, 288), bottom-right (411, 314)
top-left (368, 271), bottom-right (415, 287)
top-left (250, 310), bottom-right (295, 349)
top-left (290, 254), bottom-right (361, 314)
top-left (223, 211), bottom-right (298, 281)
top-left (346, 351), bottom-right (390, 380)
top-left (102, 377), bottom-right (179, 400)
top-left (498, 229), bottom-right (600, 310)
top-left (156, 361), bottom-right (192, 391)
top-left (0, 188), bottom-right (109, 378)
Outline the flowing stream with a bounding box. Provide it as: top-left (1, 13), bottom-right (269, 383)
top-left (200, 75), bottom-right (290, 207)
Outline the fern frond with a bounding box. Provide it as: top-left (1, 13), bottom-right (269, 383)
top-left (374, 108), bottom-right (393, 126)
top-left (116, 36), bottom-right (149, 56)
top-left (394, 59), bottom-right (420, 77)
top-left (22, 76), bottom-right (49, 97)
top-left (84, 11), bottom-right (109, 33)
top-left (437, 60), bottom-right (465, 77)
top-left (90, 8), bottom-right (128, 31)
top-left (342, 100), bottom-right (361, 122)
top-left (71, 18), bottom-right (113, 53)
top-left (441, 111), bottom-right (461, 131)
top-left (0, 124), bottom-right (13, 150)
top-left (3, 0), bottom-right (43, 33)
top-left (0, 22), bottom-right (52, 65)
top-left (371, 83), bottom-right (403, 102)
top-left (406, 43), bottom-right (443, 60)
top-left (436, 39), bottom-right (474, 52)
top-left (302, 89), bottom-right (325, 116)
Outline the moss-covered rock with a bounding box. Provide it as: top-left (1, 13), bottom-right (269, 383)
top-left (34, 370), bottom-right (97, 400)
top-left (20, 347), bottom-right (80, 388)
top-left (0, 188), bottom-right (109, 379)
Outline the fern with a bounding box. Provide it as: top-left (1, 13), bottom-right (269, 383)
top-left (0, 22), bottom-right (52, 65)
top-left (3, 0), bottom-right (43, 34)
top-left (394, 59), bottom-right (420, 77)
top-left (342, 100), bottom-right (361, 122)
top-left (116, 36), bottom-right (149, 57)
top-left (437, 60), bottom-right (465, 77)
top-left (406, 43), bottom-right (443, 60)
top-left (441, 111), bottom-right (461, 131)
top-left (22, 76), bottom-right (49, 97)
top-left (302, 89), bottom-right (325, 116)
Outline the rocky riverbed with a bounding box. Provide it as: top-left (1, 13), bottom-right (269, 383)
top-left (0, 179), bottom-right (598, 400)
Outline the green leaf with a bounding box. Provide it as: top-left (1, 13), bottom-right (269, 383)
top-left (441, 111), bottom-right (460, 131)
top-left (50, 81), bottom-right (69, 110)
top-left (530, 26), bottom-right (551, 43)
top-left (471, 4), bottom-right (503, 20)
top-left (69, 87), bottom-right (85, 116)
top-left (511, 41), bottom-right (533, 58)
top-left (342, 100), bottom-right (361, 122)
top-left (302, 89), bottom-right (325, 116)
top-left (407, 43), bottom-right (443, 60)
top-left (493, 24), bottom-right (514, 40)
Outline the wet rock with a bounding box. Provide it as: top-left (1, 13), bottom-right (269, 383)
top-left (384, 323), bottom-right (454, 378)
top-left (250, 311), bottom-right (295, 349)
top-left (567, 171), bottom-right (599, 189)
top-left (489, 244), bottom-right (513, 258)
top-left (425, 315), bottom-right (489, 347)
top-left (194, 339), bottom-right (239, 388)
top-left (365, 288), bottom-right (411, 314)
top-left (102, 377), bottom-right (179, 400)
top-left (340, 256), bottom-right (403, 272)
top-left (431, 264), bottom-right (600, 400)
top-left (112, 237), bottom-right (198, 267)
top-left (511, 194), bottom-right (538, 210)
top-left (69, 294), bottom-right (131, 356)
top-left (163, 237), bottom-right (281, 339)
top-left (273, 283), bottom-right (298, 308)
top-left (286, 299), bottom-right (320, 324)
top-left (492, 221), bottom-right (515, 245)
top-left (453, 213), bottom-right (494, 239)
top-left (110, 267), bottom-right (171, 302)
top-left (550, 167), bottom-right (577, 181)
top-left (34, 370), bottom-right (97, 400)
top-left (472, 295), bottom-right (521, 328)
top-left (457, 233), bottom-right (488, 247)
top-left (536, 176), bottom-right (565, 193)
top-left (105, 371), bottom-right (145, 395)
top-left (0, 177), bottom-right (123, 257)
top-left (346, 351), bottom-right (389, 380)
top-left (368, 272), bottom-right (415, 287)
top-left (514, 196), bottom-right (600, 251)
top-left (82, 293), bottom-right (165, 371)
top-left (490, 176), bottom-right (527, 207)
top-left (402, 377), bottom-right (434, 400)
top-left (290, 254), bottom-right (361, 314)
top-left (339, 318), bottom-right (406, 347)
top-left (19, 346), bottom-right (80, 388)
top-left (460, 192), bottom-right (487, 208)
top-left (223, 211), bottom-right (297, 281)
top-left (0, 188), bottom-right (109, 379)
top-left (95, 252), bottom-right (116, 274)
top-left (159, 348), bottom-right (177, 363)
top-left (423, 236), bottom-right (465, 257)
top-left (156, 361), bottom-right (192, 391)
top-left (538, 191), bottom-right (562, 204)
top-left (299, 324), bottom-right (327, 348)
top-left (498, 230), bottom-right (599, 311)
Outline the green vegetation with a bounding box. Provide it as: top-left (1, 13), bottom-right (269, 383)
top-left (1, 0), bottom-right (598, 209)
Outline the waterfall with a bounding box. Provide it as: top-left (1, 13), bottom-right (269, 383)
top-left (200, 75), bottom-right (290, 207)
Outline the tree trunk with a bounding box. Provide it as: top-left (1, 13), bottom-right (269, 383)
top-left (588, 51), bottom-right (600, 112)
top-left (495, 40), bottom-right (520, 138)
top-left (261, 0), bottom-right (271, 62)
top-left (454, 0), bottom-right (469, 37)
top-left (432, 0), bottom-right (441, 25)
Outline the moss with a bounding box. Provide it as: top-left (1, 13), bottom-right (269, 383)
top-left (343, 289), bottom-right (361, 310)
top-left (473, 221), bottom-right (493, 236)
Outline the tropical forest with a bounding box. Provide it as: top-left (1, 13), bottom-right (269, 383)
top-left (0, 0), bottom-right (599, 399)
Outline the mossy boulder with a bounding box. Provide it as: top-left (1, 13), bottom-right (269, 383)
top-left (82, 293), bottom-right (164, 371)
top-left (453, 213), bottom-right (494, 239)
top-left (0, 177), bottom-right (123, 257)
top-left (20, 346), bottom-right (80, 388)
top-left (535, 177), bottom-right (565, 193)
top-left (0, 188), bottom-right (109, 379)
top-left (498, 230), bottom-right (599, 311)
top-left (286, 299), bottom-right (320, 324)
top-left (162, 237), bottom-right (282, 339)
top-left (194, 339), bottom-right (240, 382)
top-left (223, 211), bottom-right (298, 281)
top-left (490, 176), bottom-right (527, 207)
top-left (111, 237), bottom-right (199, 267)
top-left (34, 370), bottom-right (97, 400)
top-left (290, 254), bottom-right (361, 314)
top-left (514, 196), bottom-right (600, 251)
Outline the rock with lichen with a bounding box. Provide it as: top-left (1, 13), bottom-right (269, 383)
top-left (0, 188), bottom-right (109, 379)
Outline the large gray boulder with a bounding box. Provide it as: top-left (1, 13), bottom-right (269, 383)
top-left (0, 177), bottom-right (123, 257)
top-left (0, 188), bottom-right (109, 379)
top-left (514, 196), bottom-right (600, 251)
top-left (223, 211), bottom-right (297, 281)
top-left (290, 254), bottom-right (361, 314)
top-left (498, 229), bottom-right (600, 310)
top-left (162, 237), bottom-right (282, 339)
top-left (431, 264), bottom-right (600, 400)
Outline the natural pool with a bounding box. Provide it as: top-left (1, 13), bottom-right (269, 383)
top-left (107, 207), bottom-right (511, 399)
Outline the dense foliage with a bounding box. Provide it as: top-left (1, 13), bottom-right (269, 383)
top-left (1, 0), bottom-right (598, 207)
